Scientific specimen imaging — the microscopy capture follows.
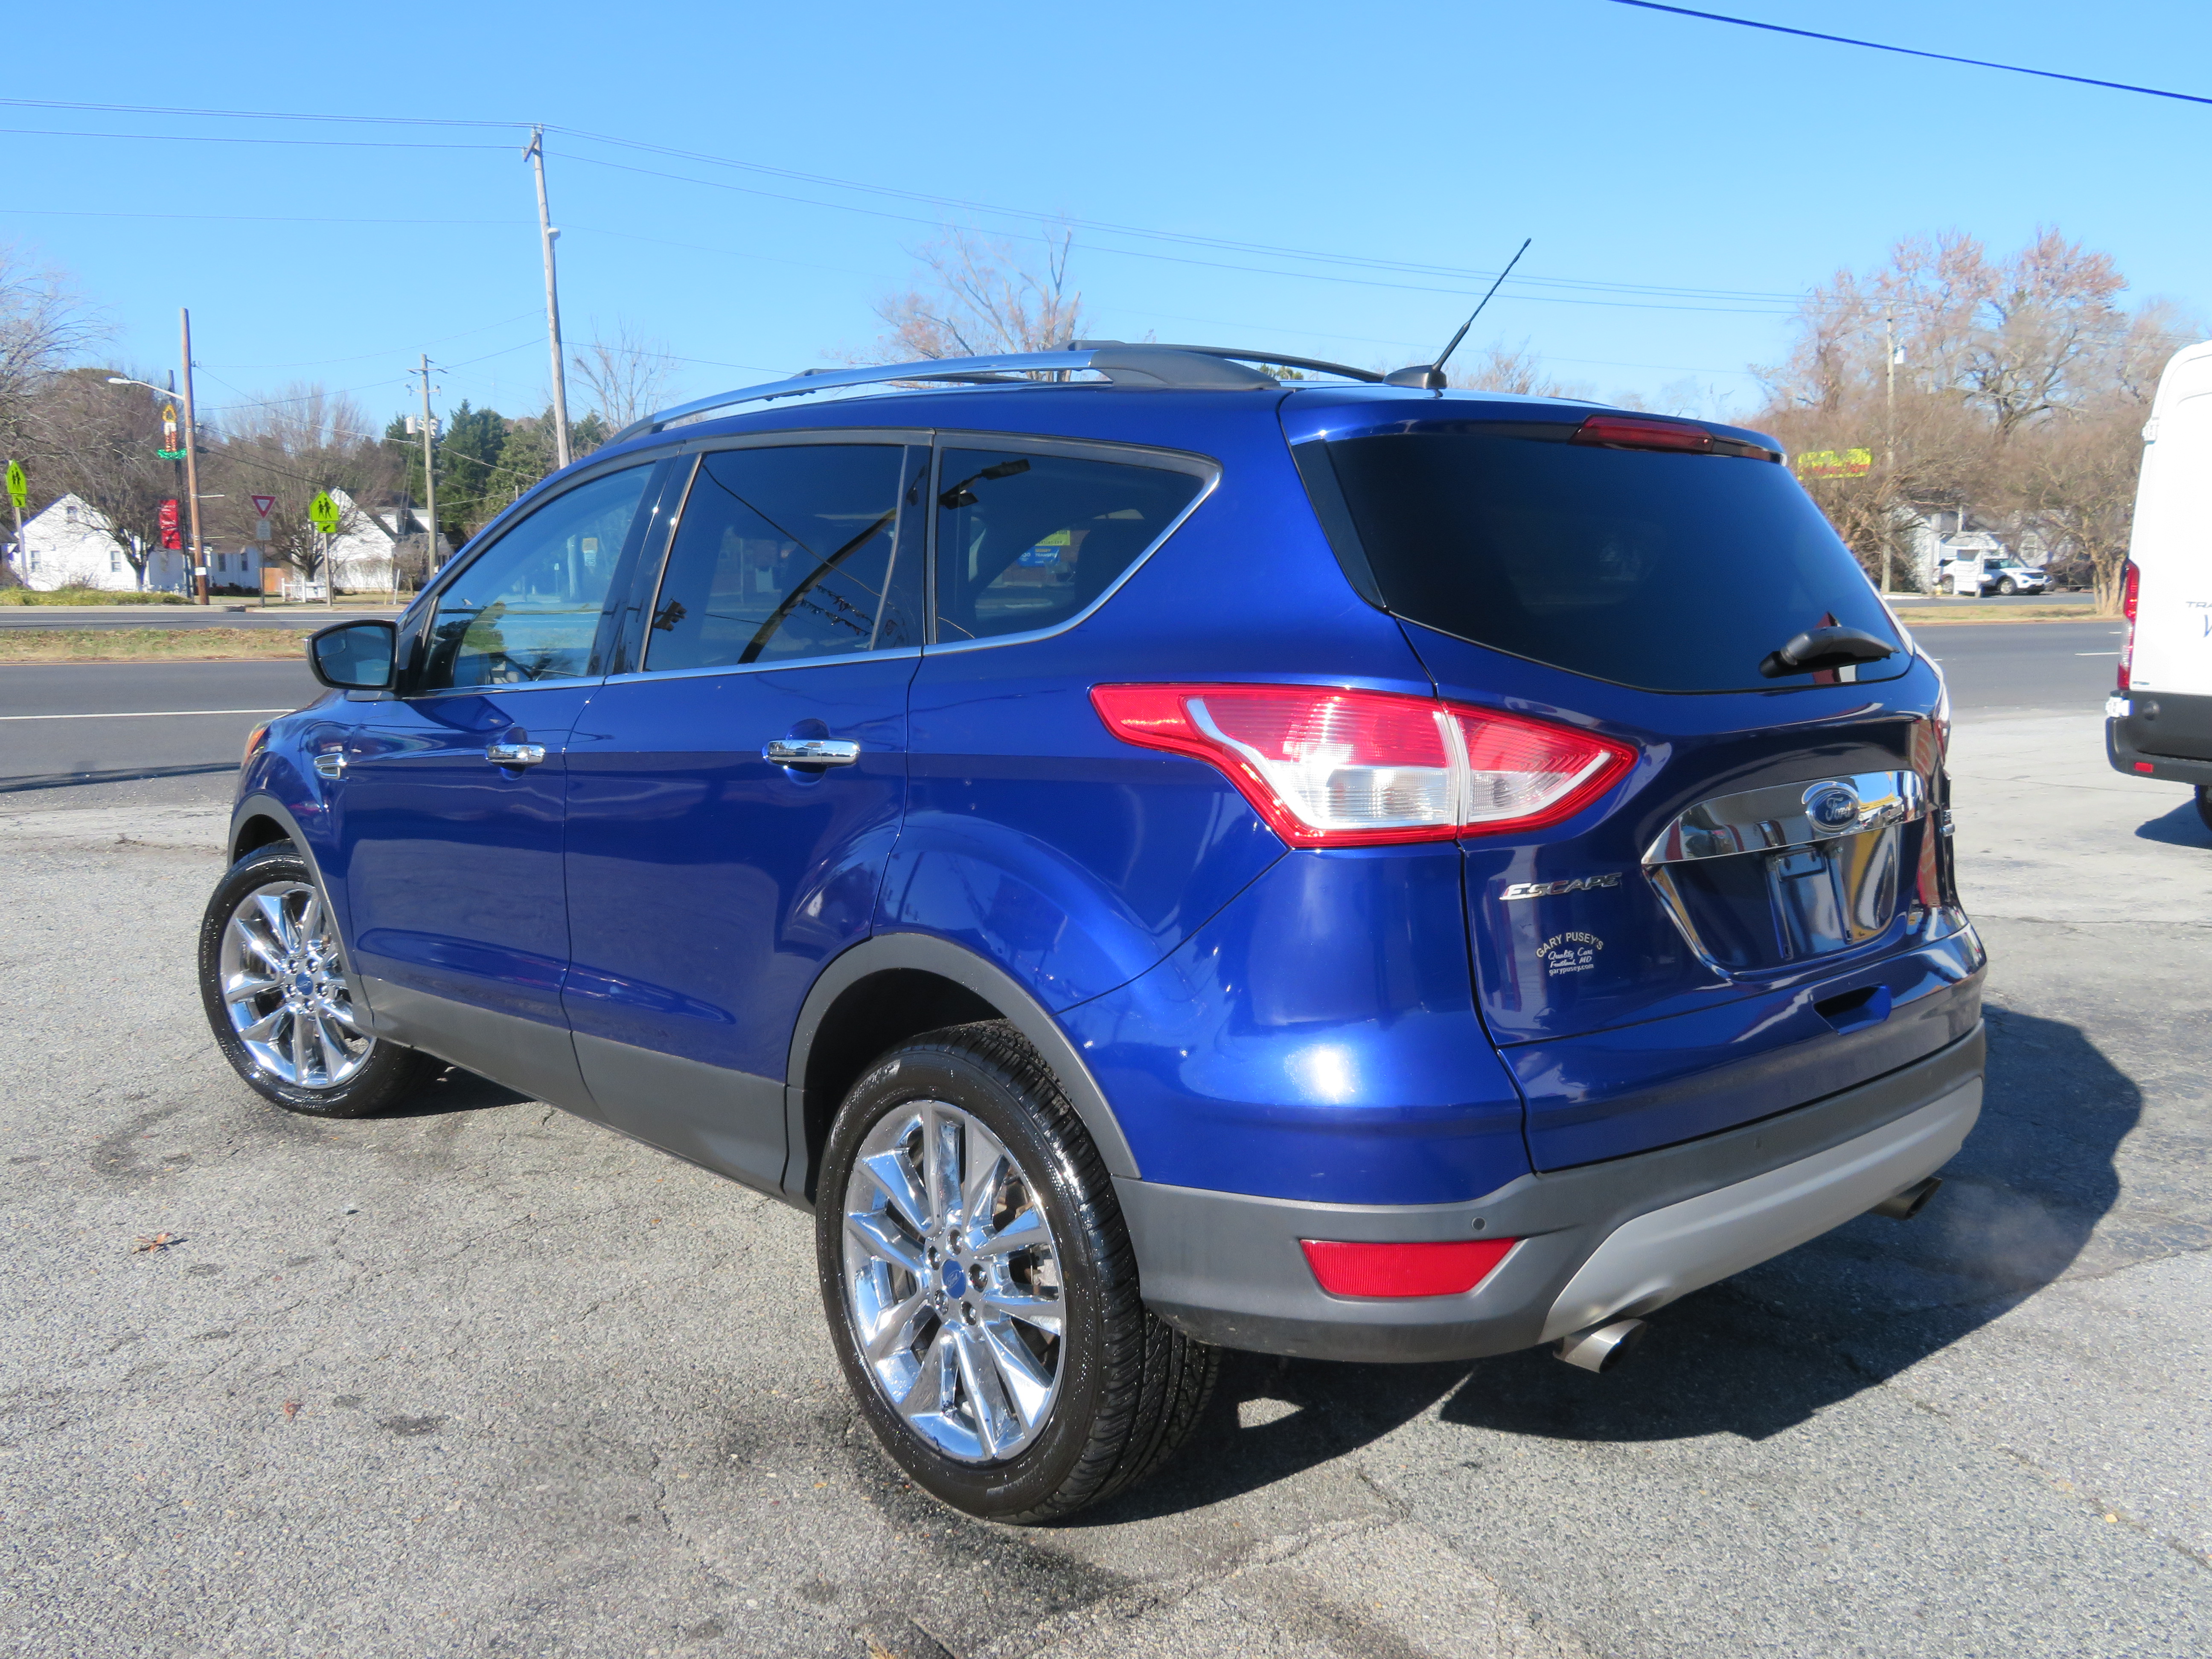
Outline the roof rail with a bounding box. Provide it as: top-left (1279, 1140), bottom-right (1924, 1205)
top-left (608, 343), bottom-right (1382, 446)
top-left (1071, 343), bottom-right (1383, 385)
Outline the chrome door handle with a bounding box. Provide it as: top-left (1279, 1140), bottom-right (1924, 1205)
top-left (312, 752), bottom-right (346, 780)
top-left (486, 742), bottom-right (547, 767)
top-left (763, 737), bottom-right (861, 767)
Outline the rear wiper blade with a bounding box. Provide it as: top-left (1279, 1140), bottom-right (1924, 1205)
top-left (1758, 625), bottom-right (1896, 680)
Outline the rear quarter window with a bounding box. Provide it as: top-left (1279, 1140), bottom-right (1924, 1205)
top-left (1320, 429), bottom-right (1903, 693)
top-left (932, 448), bottom-right (1206, 643)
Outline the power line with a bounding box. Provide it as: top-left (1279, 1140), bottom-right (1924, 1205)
top-left (203, 311), bottom-right (545, 370)
top-left (0, 125), bottom-right (515, 150)
top-left (10, 207), bottom-right (529, 228)
top-left (0, 97), bottom-right (525, 128)
top-left (1604, 2), bottom-right (2212, 106)
top-left (556, 148), bottom-right (1799, 315)
top-left (0, 93), bottom-right (1806, 311)
top-left (549, 122), bottom-right (1805, 303)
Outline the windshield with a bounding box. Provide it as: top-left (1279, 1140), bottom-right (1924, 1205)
top-left (1317, 428), bottom-right (1905, 693)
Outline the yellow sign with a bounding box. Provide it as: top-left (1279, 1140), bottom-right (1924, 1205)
top-left (1795, 448), bottom-right (1873, 479)
top-left (308, 491), bottom-right (341, 535)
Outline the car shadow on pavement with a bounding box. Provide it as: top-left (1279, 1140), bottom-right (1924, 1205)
top-left (366, 1065), bottom-right (533, 1118)
top-left (2133, 797), bottom-right (2210, 848)
top-left (1433, 1007), bottom-right (2138, 1447)
top-left (1080, 1348), bottom-right (1471, 1522)
top-left (1094, 1008), bottom-right (2138, 1513)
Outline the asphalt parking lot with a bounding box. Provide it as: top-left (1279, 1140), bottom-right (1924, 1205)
top-left (2, 625), bottom-right (2205, 1657)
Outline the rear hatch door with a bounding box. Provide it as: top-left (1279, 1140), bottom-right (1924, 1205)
top-left (1291, 395), bottom-right (1981, 1170)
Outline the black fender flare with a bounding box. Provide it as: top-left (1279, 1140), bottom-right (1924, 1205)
top-left (783, 931), bottom-right (1140, 1193)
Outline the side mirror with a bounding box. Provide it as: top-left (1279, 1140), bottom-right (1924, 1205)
top-left (308, 618), bottom-right (399, 691)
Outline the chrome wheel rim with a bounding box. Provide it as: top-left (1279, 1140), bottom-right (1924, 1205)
top-left (841, 1099), bottom-right (1065, 1464)
top-left (217, 879), bottom-right (374, 1089)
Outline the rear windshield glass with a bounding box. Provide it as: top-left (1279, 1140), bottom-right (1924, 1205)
top-left (1321, 430), bottom-right (1903, 693)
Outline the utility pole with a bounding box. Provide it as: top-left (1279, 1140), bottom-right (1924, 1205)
top-left (167, 370), bottom-right (185, 597)
top-left (416, 354), bottom-right (440, 578)
top-left (179, 308), bottom-right (209, 605)
top-left (1882, 312), bottom-right (1898, 596)
top-left (5, 470), bottom-right (22, 586)
top-left (525, 127), bottom-right (573, 470)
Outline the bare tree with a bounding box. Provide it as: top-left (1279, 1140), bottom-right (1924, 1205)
top-left (31, 369), bottom-right (174, 588)
top-left (205, 383), bottom-right (398, 594)
top-left (571, 322), bottom-right (675, 431)
top-left (2012, 402), bottom-right (2153, 611)
top-left (1751, 227), bottom-right (2197, 605)
top-left (0, 244), bottom-right (110, 583)
top-left (1447, 340), bottom-right (1575, 399)
top-left (872, 226), bottom-right (1087, 361)
top-left (0, 244), bottom-right (108, 439)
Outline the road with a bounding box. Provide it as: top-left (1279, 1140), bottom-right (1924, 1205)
top-left (1912, 618), bottom-right (2125, 713)
top-left (0, 605), bottom-right (398, 630)
top-left (0, 661), bottom-right (321, 810)
top-left (0, 621), bottom-right (2127, 815)
top-left (2, 622), bottom-right (2203, 1658)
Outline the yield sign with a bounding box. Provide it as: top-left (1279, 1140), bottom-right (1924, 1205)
top-left (250, 494), bottom-right (276, 519)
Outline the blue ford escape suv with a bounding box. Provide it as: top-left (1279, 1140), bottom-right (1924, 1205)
top-left (199, 344), bottom-right (1985, 1521)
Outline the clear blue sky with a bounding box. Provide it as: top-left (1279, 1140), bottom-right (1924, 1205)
top-left (8, 1), bottom-right (2207, 434)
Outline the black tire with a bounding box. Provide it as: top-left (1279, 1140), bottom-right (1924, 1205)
top-left (198, 843), bottom-right (437, 1118)
top-left (2196, 787), bottom-right (2212, 838)
top-left (815, 1021), bottom-right (1217, 1522)
top-left (1997, 578), bottom-right (2017, 595)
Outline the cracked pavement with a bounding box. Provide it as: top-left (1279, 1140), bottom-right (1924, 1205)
top-left (1, 706), bottom-right (2206, 1658)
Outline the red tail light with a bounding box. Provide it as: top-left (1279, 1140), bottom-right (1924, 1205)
top-left (2119, 559), bottom-right (2141, 691)
top-left (1301, 1237), bottom-right (1517, 1298)
top-left (1574, 414), bottom-right (1712, 453)
top-left (1091, 684), bottom-right (1636, 846)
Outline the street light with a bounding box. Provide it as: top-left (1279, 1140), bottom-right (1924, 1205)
top-left (105, 374), bottom-right (196, 600)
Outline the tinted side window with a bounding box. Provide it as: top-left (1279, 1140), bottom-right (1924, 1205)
top-left (933, 449), bottom-right (1205, 643)
top-left (420, 466), bottom-right (648, 690)
top-left (646, 445), bottom-right (917, 672)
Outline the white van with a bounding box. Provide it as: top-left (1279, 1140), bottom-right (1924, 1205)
top-left (2106, 338), bottom-right (2212, 828)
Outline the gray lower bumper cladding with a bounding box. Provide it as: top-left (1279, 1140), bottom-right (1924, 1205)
top-left (1115, 1027), bottom-right (1985, 1363)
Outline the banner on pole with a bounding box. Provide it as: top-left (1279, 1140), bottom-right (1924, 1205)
top-left (159, 499), bottom-right (181, 549)
top-left (1795, 448), bottom-right (1874, 479)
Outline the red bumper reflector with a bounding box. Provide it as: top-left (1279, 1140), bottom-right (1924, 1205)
top-left (1300, 1237), bottom-right (1516, 1298)
top-left (2135, 761), bottom-right (2155, 774)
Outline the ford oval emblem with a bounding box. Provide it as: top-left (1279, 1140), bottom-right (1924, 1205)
top-left (1805, 783), bottom-right (1863, 835)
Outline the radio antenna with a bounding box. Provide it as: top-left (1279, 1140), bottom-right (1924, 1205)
top-left (1387, 238), bottom-right (1532, 389)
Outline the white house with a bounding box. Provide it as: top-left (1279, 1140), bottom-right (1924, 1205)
top-left (6, 493), bottom-right (262, 595)
top-left (273, 489), bottom-right (450, 599)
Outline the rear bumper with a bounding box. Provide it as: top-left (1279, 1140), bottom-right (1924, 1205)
top-left (2108, 693), bottom-right (2212, 785)
top-left (1116, 1025), bottom-right (1983, 1362)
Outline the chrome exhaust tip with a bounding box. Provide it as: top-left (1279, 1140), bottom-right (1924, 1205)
top-left (1872, 1175), bottom-right (1942, 1221)
top-left (1555, 1317), bottom-right (1647, 1374)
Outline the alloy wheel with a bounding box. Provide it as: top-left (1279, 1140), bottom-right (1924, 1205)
top-left (217, 880), bottom-right (374, 1090)
top-left (840, 1099), bottom-right (1065, 1463)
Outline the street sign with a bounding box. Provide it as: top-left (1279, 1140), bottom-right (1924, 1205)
top-left (307, 492), bottom-right (341, 535)
top-left (5, 460), bottom-right (24, 511)
top-left (250, 495), bottom-right (276, 519)
top-left (1795, 448), bottom-right (1873, 480)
